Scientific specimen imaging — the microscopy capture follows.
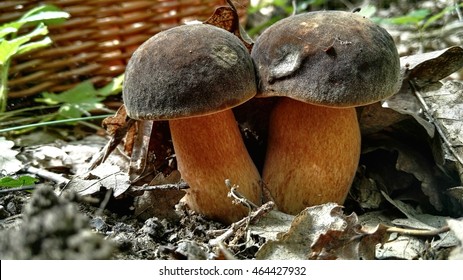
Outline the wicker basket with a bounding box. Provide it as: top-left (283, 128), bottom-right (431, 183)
top-left (0, 0), bottom-right (249, 103)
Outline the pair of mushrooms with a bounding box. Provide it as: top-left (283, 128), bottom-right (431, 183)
top-left (123, 11), bottom-right (401, 224)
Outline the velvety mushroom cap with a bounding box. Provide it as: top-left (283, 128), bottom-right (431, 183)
top-left (251, 11), bottom-right (401, 107)
top-left (123, 24), bottom-right (256, 120)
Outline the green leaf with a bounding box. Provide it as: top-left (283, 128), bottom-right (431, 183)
top-left (19, 4), bottom-right (69, 26)
top-left (97, 74), bottom-right (124, 97)
top-left (0, 175), bottom-right (38, 188)
top-left (36, 80), bottom-right (106, 119)
top-left (0, 5), bottom-right (68, 40)
top-left (19, 11), bottom-right (70, 26)
top-left (0, 23), bottom-right (49, 65)
top-left (422, 3), bottom-right (463, 30)
top-left (58, 103), bottom-right (104, 119)
top-left (0, 26), bottom-right (19, 39)
top-left (37, 81), bottom-right (102, 105)
top-left (16, 36), bottom-right (52, 56)
top-left (0, 40), bottom-right (18, 65)
top-left (382, 9), bottom-right (431, 25)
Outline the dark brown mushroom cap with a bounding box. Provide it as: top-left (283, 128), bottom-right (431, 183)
top-left (251, 11), bottom-right (401, 107)
top-left (123, 24), bottom-right (256, 120)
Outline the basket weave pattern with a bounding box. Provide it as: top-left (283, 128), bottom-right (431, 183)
top-left (0, 0), bottom-right (249, 100)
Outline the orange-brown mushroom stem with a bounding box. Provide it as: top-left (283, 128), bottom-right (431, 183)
top-left (262, 97), bottom-right (360, 215)
top-left (169, 109), bottom-right (262, 224)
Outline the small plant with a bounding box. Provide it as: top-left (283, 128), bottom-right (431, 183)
top-left (0, 75), bottom-right (123, 134)
top-left (35, 74), bottom-right (123, 120)
top-left (364, 3), bottom-right (463, 32)
top-left (0, 6), bottom-right (123, 135)
top-left (0, 175), bottom-right (38, 188)
top-left (0, 5), bottom-right (70, 113)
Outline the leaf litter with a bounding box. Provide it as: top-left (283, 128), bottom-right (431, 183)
top-left (1, 3), bottom-right (463, 260)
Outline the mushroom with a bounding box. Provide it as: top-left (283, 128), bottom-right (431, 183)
top-left (123, 23), bottom-right (262, 224)
top-left (251, 11), bottom-right (401, 214)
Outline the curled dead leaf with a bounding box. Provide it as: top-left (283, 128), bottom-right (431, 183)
top-left (203, 0), bottom-right (253, 51)
top-left (255, 203), bottom-right (390, 260)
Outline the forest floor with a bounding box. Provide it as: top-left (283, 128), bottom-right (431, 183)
top-left (1, 0), bottom-right (463, 260)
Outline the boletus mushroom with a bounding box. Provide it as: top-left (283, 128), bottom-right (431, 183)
top-left (251, 11), bottom-right (401, 214)
top-left (123, 23), bottom-right (262, 224)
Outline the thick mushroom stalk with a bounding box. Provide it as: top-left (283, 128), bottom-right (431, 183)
top-left (251, 11), bottom-right (401, 214)
top-left (123, 23), bottom-right (262, 224)
top-left (170, 110), bottom-right (261, 223)
top-left (263, 98), bottom-right (360, 214)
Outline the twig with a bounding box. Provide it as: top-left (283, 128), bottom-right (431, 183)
top-left (386, 225), bottom-right (450, 236)
top-left (216, 242), bottom-right (238, 260)
top-left (455, 0), bottom-right (463, 22)
top-left (95, 188), bottom-right (113, 216)
top-left (408, 21), bottom-right (463, 40)
top-left (130, 181), bottom-right (189, 192)
top-left (291, 0), bottom-right (297, 16)
top-left (0, 185), bottom-right (35, 194)
top-left (208, 200), bottom-right (275, 246)
top-left (225, 179), bottom-right (259, 210)
top-left (23, 165), bottom-right (70, 186)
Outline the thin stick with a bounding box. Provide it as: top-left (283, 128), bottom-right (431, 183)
top-left (24, 165), bottom-right (70, 186)
top-left (95, 188), bottom-right (113, 216)
top-left (291, 0), bottom-right (297, 16)
top-left (225, 179), bottom-right (259, 210)
top-left (455, 0), bottom-right (463, 22)
top-left (130, 181), bottom-right (189, 192)
top-left (208, 200), bottom-right (275, 246)
top-left (0, 185), bottom-right (35, 194)
top-left (386, 225), bottom-right (450, 236)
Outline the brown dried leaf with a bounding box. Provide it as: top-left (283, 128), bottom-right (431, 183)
top-left (309, 214), bottom-right (389, 260)
top-left (249, 209), bottom-right (294, 241)
top-left (203, 0), bottom-right (253, 51)
top-left (401, 46), bottom-right (463, 87)
top-left (134, 171), bottom-right (184, 221)
top-left (377, 235), bottom-right (426, 259)
top-left (418, 81), bottom-right (463, 185)
top-left (362, 134), bottom-right (447, 211)
top-left (68, 163), bottom-right (130, 197)
top-left (448, 219), bottom-right (463, 259)
top-left (358, 102), bottom-right (410, 135)
top-left (90, 106), bottom-right (135, 169)
top-left (360, 47), bottom-right (463, 136)
top-left (204, 6), bottom-right (238, 34)
top-left (128, 120), bottom-right (173, 183)
top-left (102, 105), bottom-right (128, 136)
top-left (255, 203), bottom-right (389, 260)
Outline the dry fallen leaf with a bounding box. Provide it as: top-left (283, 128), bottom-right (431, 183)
top-left (361, 132), bottom-right (452, 212)
top-left (0, 137), bottom-right (24, 175)
top-left (134, 170), bottom-right (185, 221)
top-left (360, 46), bottom-right (463, 137)
top-left (376, 234), bottom-right (426, 260)
top-left (249, 209), bottom-right (294, 241)
top-left (67, 163), bottom-right (130, 197)
top-left (448, 218), bottom-right (463, 259)
top-left (418, 81), bottom-right (463, 183)
top-left (400, 46), bottom-right (463, 86)
top-left (382, 46), bottom-right (463, 188)
top-left (203, 0), bottom-right (253, 51)
top-left (255, 203), bottom-right (389, 260)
